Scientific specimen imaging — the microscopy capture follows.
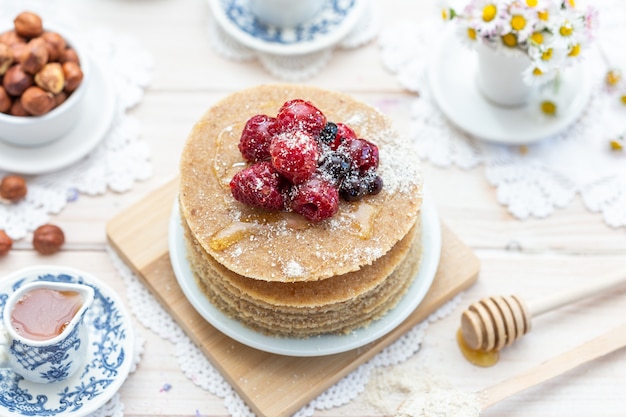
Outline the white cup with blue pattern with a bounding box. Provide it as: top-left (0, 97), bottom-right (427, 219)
top-left (249, 0), bottom-right (324, 27)
top-left (0, 281), bottom-right (94, 384)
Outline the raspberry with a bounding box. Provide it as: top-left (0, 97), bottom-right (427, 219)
top-left (269, 130), bottom-right (319, 184)
top-left (340, 138), bottom-right (379, 173)
top-left (230, 162), bottom-right (286, 210)
top-left (290, 175), bottom-right (340, 222)
top-left (239, 114), bottom-right (279, 162)
top-left (335, 123), bottom-right (357, 143)
top-left (276, 99), bottom-right (327, 137)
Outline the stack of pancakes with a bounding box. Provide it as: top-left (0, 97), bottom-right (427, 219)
top-left (178, 84), bottom-right (423, 337)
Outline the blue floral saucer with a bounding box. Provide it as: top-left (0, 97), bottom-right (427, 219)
top-left (0, 267), bottom-right (135, 417)
top-left (207, 0), bottom-right (365, 55)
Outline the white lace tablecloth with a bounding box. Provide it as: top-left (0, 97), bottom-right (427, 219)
top-left (207, 0), bottom-right (380, 81)
top-left (0, 28), bottom-right (153, 240)
top-left (379, 0), bottom-right (626, 228)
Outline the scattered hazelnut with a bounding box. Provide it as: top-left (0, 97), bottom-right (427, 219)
top-left (0, 230), bottom-right (13, 256)
top-left (0, 174), bottom-right (28, 201)
top-left (10, 98), bottom-right (30, 117)
top-left (2, 64), bottom-right (33, 96)
top-left (62, 61), bottom-right (83, 93)
top-left (10, 42), bottom-right (27, 63)
top-left (0, 86), bottom-right (11, 114)
top-left (35, 62), bottom-right (65, 94)
top-left (13, 11), bottom-right (44, 39)
top-left (59, 48), bottom-right (80, 65)
top-left (20, 37), bottom-right (48, 75)
top-left (33, 224), bottom-right (65, 255)
top-left (21, 86), bottom-right (55, 116)
top-left (41, 31), bottom-right (66, 62)
top-left (0, 43), bottom-right (14, 75)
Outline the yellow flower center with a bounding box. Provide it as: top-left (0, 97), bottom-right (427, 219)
top-left (502, 33), bottom-right (518, 47)
top-left (538, 10), bottom-right (549, 21)
top-left (610, 139), bottom-right (623, 151)
top-left (568, 44), bottom-right (581, 57)
top-left (541, 48), bottom-right (553, 61)
top-left (526, 0), bottom-right (538, 6)
top-left (468, 27), bottom-right (477, 40)
top-left (566, 0), bottom-right (576, 7)
top-left (511, 15), bottom-right (527, 31)
top-left (621, 95), bottom-right (626, 105)
top-left (560, 22), bottom-right (574, 37)
top-left (533, 67), bottom-right (543, 76)
top-left (442, 9), bottom-right (448, 20)
top-left (541, 101), bottom-right (557, 115)
top-left (482, 4), bottom-right (497, 22)
top-left (530, 32), bottom-right (544, 44)
top-left (606, 70), bottom-right (622, 87)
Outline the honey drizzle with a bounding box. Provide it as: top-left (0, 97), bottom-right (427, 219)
top-left (456, 328), bottom-right (499, 367)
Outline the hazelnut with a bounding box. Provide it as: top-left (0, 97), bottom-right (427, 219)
top-left (0, 30), bottom-right (26, 46)
top-left (0, 174), bottom-right (28, 201)
top-left (0, 43), bottom-right (14, 75)
top-left (41, 32), bottom-right (66, 62)
top-left (33, 224), bottom-right (65, 255)
top-left (21, 37), bottom-right (48, 75)
top-left (10, 42), bottom-right (27, 63)
top-left (2, 64), bottom-right (33, 96)
top-left (35, 62), bottom-right (65, 94)
top-left (0, 230), bottom-right (12, 256)
top-left (62, 61), bottom-right (83, 93)
top-left (13, 12), bottom-right (44, 39)
top-left (60, 48), bottom-right (80, 65)
top-left (10, 98), bottom-right (30, 117)
top-left (0, 86), bottom-right (11, 114)
top-left (21, 86), bottom-right (55, 115)
top-left (53, 90), bottom-right (68, 108)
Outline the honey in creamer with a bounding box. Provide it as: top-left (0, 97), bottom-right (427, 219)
top-left (10, 288), bottom-right (83, 341)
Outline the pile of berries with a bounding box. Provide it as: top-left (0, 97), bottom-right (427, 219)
top-left (230, 99), bottom-right (383, 222)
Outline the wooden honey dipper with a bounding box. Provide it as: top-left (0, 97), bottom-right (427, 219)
top-left (461, 267), bottom-right (626, 352)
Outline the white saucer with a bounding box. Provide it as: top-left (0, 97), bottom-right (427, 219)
top-left (207, 0), bottom-right (365, 55)
top-left (0, 56), bottom-right (116, 175)
top-left (169, 193), bottom-right (441, 357)
top-left (428, 30), bottom-right (592, 145)
top-left (0, 266), bottom-right (135, 417)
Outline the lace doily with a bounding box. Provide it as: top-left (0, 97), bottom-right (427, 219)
top-left (207, 0), bottom-right (380, 81)
top-left (379, 0), bottom-right (626, 228)
top-left (0, 28), bottom-right (153, 240)
top-left (107, 246), bottom-right (461, 416)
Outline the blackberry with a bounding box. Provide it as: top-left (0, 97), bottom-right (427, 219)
top-left (317, 151), bottom-right (351, 184)
top-left (318, 122), bottom-right (340, 149)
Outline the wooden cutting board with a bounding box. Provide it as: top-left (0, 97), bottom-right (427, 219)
top-left (106, 178), bottom-right (480, 417)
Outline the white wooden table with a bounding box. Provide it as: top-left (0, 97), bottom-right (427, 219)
top-left (2, 0), bottom-right (626, 416)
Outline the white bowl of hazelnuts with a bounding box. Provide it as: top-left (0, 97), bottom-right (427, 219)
top-left (0, 11), bottom-right (88, 147)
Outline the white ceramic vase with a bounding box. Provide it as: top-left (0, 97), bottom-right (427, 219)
top-left (475, 42), bottom-right (533, 107)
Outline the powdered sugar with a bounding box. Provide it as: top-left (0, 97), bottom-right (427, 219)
top-left (283, 260), bottom-right (306, 277)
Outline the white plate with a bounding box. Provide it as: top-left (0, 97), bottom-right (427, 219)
top-left (0, 56), bottom-right (116, 175)
top-left (0, 266), bottom-right (134, 417)
top-left (169, 193), bottom-right (441, 357)
top-left (428, 30), bottom-right (592, 145)
top-left (207, 0), bottom-right (365, 55)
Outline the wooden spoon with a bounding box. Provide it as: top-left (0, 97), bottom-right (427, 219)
top-left (395, 323), bottom-right (626, 417)
top-left (480, 321), bottom-right (626, 410)
top-left (461, 268), bottom-right (626, 351)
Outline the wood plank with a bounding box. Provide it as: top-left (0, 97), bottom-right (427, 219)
top-left (107, 178), bottom-right (480, 417)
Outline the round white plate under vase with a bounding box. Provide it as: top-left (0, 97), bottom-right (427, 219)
top-left (168, 193), bottom-right (441, 357)
top-left (207, 0), bottom-right (365, 56)
top-left (0, 266), bottom-right (135, 417)
top-left (0, 56), bottom-right (116, 175)
top-left (428, 30), bottom-right (593, 145)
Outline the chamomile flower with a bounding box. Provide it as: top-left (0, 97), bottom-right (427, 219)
top-left (522, 60), bottom-right (559, 86)
top-left (501, 4), bottom-right (537, 42)
top-left (456, 19), bottom-right (481, 48)
top-left (550, 8), bottom-right (586, 48)
top-left (469, 0), bottom-right (506, 36)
